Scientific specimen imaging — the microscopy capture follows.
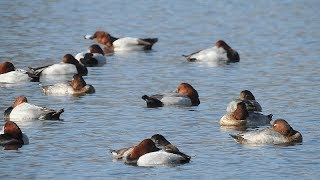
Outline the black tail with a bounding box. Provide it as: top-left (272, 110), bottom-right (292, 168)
top-left (141, 38), bottom-right (158, 45)
top-left (167, 150), bottom-right (191, 163)
top-left (4, 107), bottom-right (13, 121)
top-left (141, 38), bottom-right (158, 50)
top-left (141, 95), bottom-right (163, 108)
top-left (26, 72), bottom-right (40, 82)
top-left (28, 64), bottom-right (51, 78)
top-left (52, 109), bottom-right (64, 119)
top-left (41, 109), bottom-right (64, 120)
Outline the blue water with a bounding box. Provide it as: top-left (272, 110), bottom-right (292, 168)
top-left (0, 0), bottom-right (320, 179)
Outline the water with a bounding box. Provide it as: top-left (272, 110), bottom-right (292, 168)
top-left (0, 0), bottom-right (320, 179)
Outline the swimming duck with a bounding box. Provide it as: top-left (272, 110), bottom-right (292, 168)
top-left (227, 90), bottom-right (262, 113)
top-left (84, 31), bottom-right (158, 54)
top-left (123, 138), bottom-right (190, 166)
top-left (75, 44), bottom-right (106, 66)
top-left (41, 74), bottom-right (95, 96)
top-left (227, 90), bottom-right (272, 126)
top-left (0, 61), bottom-right (39, 83)
top-left (28, 54), bottom-right (88, 77)
top-left (4, 96), bottom-right (64, 121)
top-left (142, 82), bottom-right (200, 108)
top-left (183, 40), bottom-right (239, 63)
top-left (230, 119), bottom-right (303, 145)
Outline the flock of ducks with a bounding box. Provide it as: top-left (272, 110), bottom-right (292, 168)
top-left (0, 30), bottom-right (302, 166)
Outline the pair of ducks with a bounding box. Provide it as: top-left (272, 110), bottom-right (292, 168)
top-left (29, 43), bottom-right (107, 77)
top-left (27, 48), bottom-right (105, 78)
top-left (85, 30), bottom-right (239, 63)
top-left (220, 90), bottom-right (302, 144)
top-left (111, 134), bottom-right (191, 166)
top-left (220, 90), bottom-right (272, 127)
top-left (0, 54), bottom-right (88, 83)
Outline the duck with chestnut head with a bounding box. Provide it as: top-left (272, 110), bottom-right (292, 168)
top-left (41, 74), bottom-right (95, 96)
top-left (4, 96), bottom-right (64, 121)
top-left (183, 40), bottom-right (239, 64)
top-left (0, 61), bottom-right (39, 83)
top-left (142, 82), bottom-right (200, 108)
top-left (28, 54), bottom-right (88, 78)
top-left (84, 31), bottom-right (158, 54)
top-left (230, 119), bottom-right (302, 145)
top-left (0, 121), bottom-right (29, 150)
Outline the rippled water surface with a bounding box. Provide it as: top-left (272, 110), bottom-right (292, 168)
top-left (0, 0), bottom-right (320, 179)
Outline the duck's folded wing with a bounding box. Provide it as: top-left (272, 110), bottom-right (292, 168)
top-left (139, 38), bottom-right (158, 46)
top-left (28, 64), bottom-right (52, 76)
top-left (231, 128), bottom-right (286, 144)
top-left (182, 50), bottom-right (202, 61)
top-left (110, 146), bottom-right (134, 160)
top-left (165, 149), bottom-right (191, 163)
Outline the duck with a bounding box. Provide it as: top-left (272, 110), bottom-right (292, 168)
top-left (41, 74), bottom-right (95, 95)
top-left (123, 138), bottom-right (190, 166)
top-left (230, 119), bottom-right (303, 145)
top-left (183, 40), bottom-right (239, 63)
top-left (226, 90), bottom-right (272, 126)
top-left (0, 61), bottom-right (39, 83)
top-left (75, 44), bottom-right (106, 66)
top-left (150, 134), bottom-right (191, 161)
top-left (4, 96), bottom-right (64, 121)
top-left (28, 54), bottom-right (88, 77)
top-left (84, 31), bottom-right (158, 54)
top-left (220, 101), bottom-right (248, 127)
top-left (0, 121), bottom-right (28, 149)
top-left (142, 82), bottom-right (200, 108)
top-left (227, 90), bottom-right (262, 113)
